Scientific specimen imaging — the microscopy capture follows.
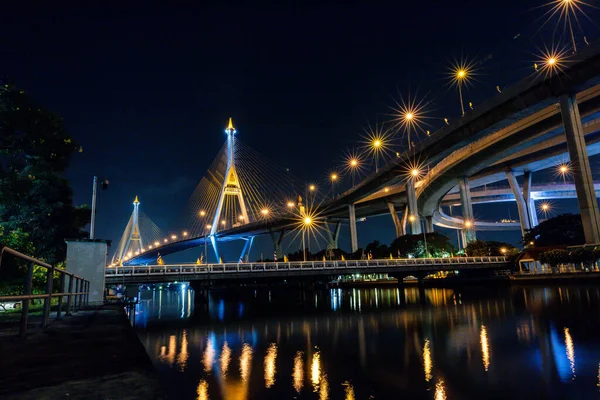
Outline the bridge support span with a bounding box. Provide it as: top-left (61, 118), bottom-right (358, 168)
top-left (425, 216), bottom-right (434, 233)
top-left (506, 169), bottom-right (532, 237)
top-left (407, 179), bottom-right (421, 234)
top-left (560, 93), bottom-right (600, 244)
top-left (349, 204), bottom-right (358, 253)
top-left (458, 177), bottom-right (476, 245)
top-left (387, 201), bottom-right (405, 238)
top-left (325, 222), bottom-right (342, 249)
top-left (523, 171), bottom-right (539, 228)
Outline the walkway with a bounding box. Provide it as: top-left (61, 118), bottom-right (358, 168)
top-left (0, 307), bottom-right (165, 399)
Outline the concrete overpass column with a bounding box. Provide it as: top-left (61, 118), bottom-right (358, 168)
top-left (387, 201), bottom-right (405, 238)
top-left (425, 216), bottom-right (434, 233)
top-left (348, 204), bottom-right (358, 253)
top-left (269, 230), bottom-right (285, 260)
top-left (523, 171), bottom-right (539, 227)
top-left (325, 222), bottom-right (342, 249)
top-left (240, 236), bottom-right (254, 262)
top-left (559, 93), bottom-right (600, 244)
top-left (401, 205), bottom-right (408, 235)
top-left (458, 177), bottom-right (476, 244)
top-left (406, 179), bottom-right (421, 234)
top-left (506, 170), bottom-right (531, 237)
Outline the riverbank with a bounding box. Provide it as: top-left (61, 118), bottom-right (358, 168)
top-left (330, 271), bottom-right (600, 288)
top-left (0, 306), bottom-right (165, 399)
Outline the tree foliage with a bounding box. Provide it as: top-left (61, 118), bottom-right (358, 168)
top-left (465, 239), bottom-right (518, 256)
top-left (523, 214), bottom-right (584, 247)
top-left (0, 81), bottom-right (89, 264)
top-left (390, 233), bottom-right (455, 258)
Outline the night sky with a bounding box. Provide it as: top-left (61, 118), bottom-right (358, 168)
top-left (2, 2), bottom-right (599, 261)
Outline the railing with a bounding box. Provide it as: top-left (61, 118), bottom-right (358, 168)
top-left (106, 256), bottom-right (508, 278)
top-left (0, 245), bottom-right (90, 337)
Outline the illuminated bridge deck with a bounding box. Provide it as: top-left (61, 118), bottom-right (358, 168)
top-left (105, 256), bottom-right (510, 284)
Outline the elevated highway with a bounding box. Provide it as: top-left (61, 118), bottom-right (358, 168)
top-left (124, 40), bottom-right (600, 265)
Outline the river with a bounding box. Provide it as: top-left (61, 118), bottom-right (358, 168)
top-left (133, 283), bottom-right (600, 399)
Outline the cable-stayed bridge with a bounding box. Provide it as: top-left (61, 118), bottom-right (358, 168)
top-left (113, 40), bottom-right (600, 267)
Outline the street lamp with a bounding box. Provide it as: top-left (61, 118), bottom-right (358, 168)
top-left (204, 224), bottom-right (212, 264)
top-left (302, 216), bottom-right (313, 262)
top-left (330, 173), bottom-right (338, 198)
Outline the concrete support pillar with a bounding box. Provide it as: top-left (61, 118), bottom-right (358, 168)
top-left (506, 170), bottom-right (531, 237)
top-left (523, 171), bottom-right (539, 227)
top-left (210, 235), bottom-right (221, 262)
top-left (425, 216), bottom-right (434, 233)
top-left (460, 230), bottom-right (468, 250)
top-left (65, 239), bottom-right (109, 306)
top-left (387, 201), bottom-right (404, 238)
top-left (401, 205), bottom-right (408, 236)
top-left (457, 177), bottom-right (476, 244)
top-left (325, 222), bottom-right (342, 249)
top-left (269, 230), bottom-right (284, 260)
top-left (240, 236), bottom-right (255, 262)
top-left (560, 94), bottom-right (600, 244)
top-left (406, 179), bottom-right (421, 234)
top-left (348, 204), bottom-right (358, 253)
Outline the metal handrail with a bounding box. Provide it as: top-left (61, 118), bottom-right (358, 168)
top-left (106, 256), bottom-right (509, 278)
top-left (0, 245), bottom-right (90, 336)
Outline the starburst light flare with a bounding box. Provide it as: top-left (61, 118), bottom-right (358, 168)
top-left (389, 91), bottom-right (433, 150)
top-left (359, 122), bottom-right (394, 173)
top-left (537, 0), bottom-right (596, 53)
top-left (447, 57), bottom-right (478, 116)
top-left (534, 43), bottom-right (570, 80)
top-left (342, 149), bottom-right (367, 188)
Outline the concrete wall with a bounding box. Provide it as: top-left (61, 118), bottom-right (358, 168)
top-left (65, 240), bottom-right (109, 306)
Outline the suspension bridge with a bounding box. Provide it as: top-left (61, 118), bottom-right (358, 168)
top-left (110, 39), bottom-right (600, 271)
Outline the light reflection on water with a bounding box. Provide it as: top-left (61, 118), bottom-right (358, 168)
top-left (136, 285), bottom-right (600, 399)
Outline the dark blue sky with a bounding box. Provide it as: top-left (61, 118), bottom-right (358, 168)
top-left (2, 2), bottom-right (599, 261)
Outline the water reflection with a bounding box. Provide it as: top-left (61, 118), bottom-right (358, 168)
top-left (423, 338), bottom-right (433, 382)
top-left (138, 285), bottom-right (600, 399)
top-left (292, 351), bottom-right (304, 393)
top-left (264, 343), bottom-right (277, 388)
top-left (196, 380), bottom-right (208, 400)
top-left (202, 336), bottom-right (215, 372)
top-left (239, 343), bottom-right (252, 382)
top-left (311, 351), bottom-right (321, 391)
top-left (480, 325), bottom-right (490, 371)
top-left (435, 379), bottom-right (446, 400)
top-left (177, 329), bottom-right (188, 371)
top-left (220, 342), bottom-right (231, 378)
top-left (319, 373), bottom-right (329, 400)
top-left (342, 381), bottom-right (355, 400)
top-left (564, 327), bottom-right (576, 378)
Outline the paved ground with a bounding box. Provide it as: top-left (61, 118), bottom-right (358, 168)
top-left (0, 307), bottom-right (165, 399)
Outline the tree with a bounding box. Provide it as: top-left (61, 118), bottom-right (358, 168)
top-left (465, 240), bottom-right (518, 256)
top-left (0, 81), bottom-right (89, 263)
top-left (390, 233), bottom-right (455, 258)
top-left (538, 249), bottom-right (570, 269)
top-left (523, 214), bottom-right (584, 247)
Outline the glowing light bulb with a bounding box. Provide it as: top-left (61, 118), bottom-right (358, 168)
top-left (303, 216), bottom-right (312, 225)
top-left (199, 210), bottom-right (206, 217)
top-left (287, 201), bottom-right (295, 208)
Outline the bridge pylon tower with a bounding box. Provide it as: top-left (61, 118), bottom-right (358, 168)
top-left (112, 196), bottom-right (143, 265)
top-left (209, 118), bottom-right (251, 262)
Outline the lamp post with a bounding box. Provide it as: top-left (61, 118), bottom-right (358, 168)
top-left (302, 216), bottom-right (312, 262)
top-left (330, 173), bottom-right (338, 198)
top-left (89, 176), bottom-right (109, 239)
top-left (199, 210), bottom-right (207, 263)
